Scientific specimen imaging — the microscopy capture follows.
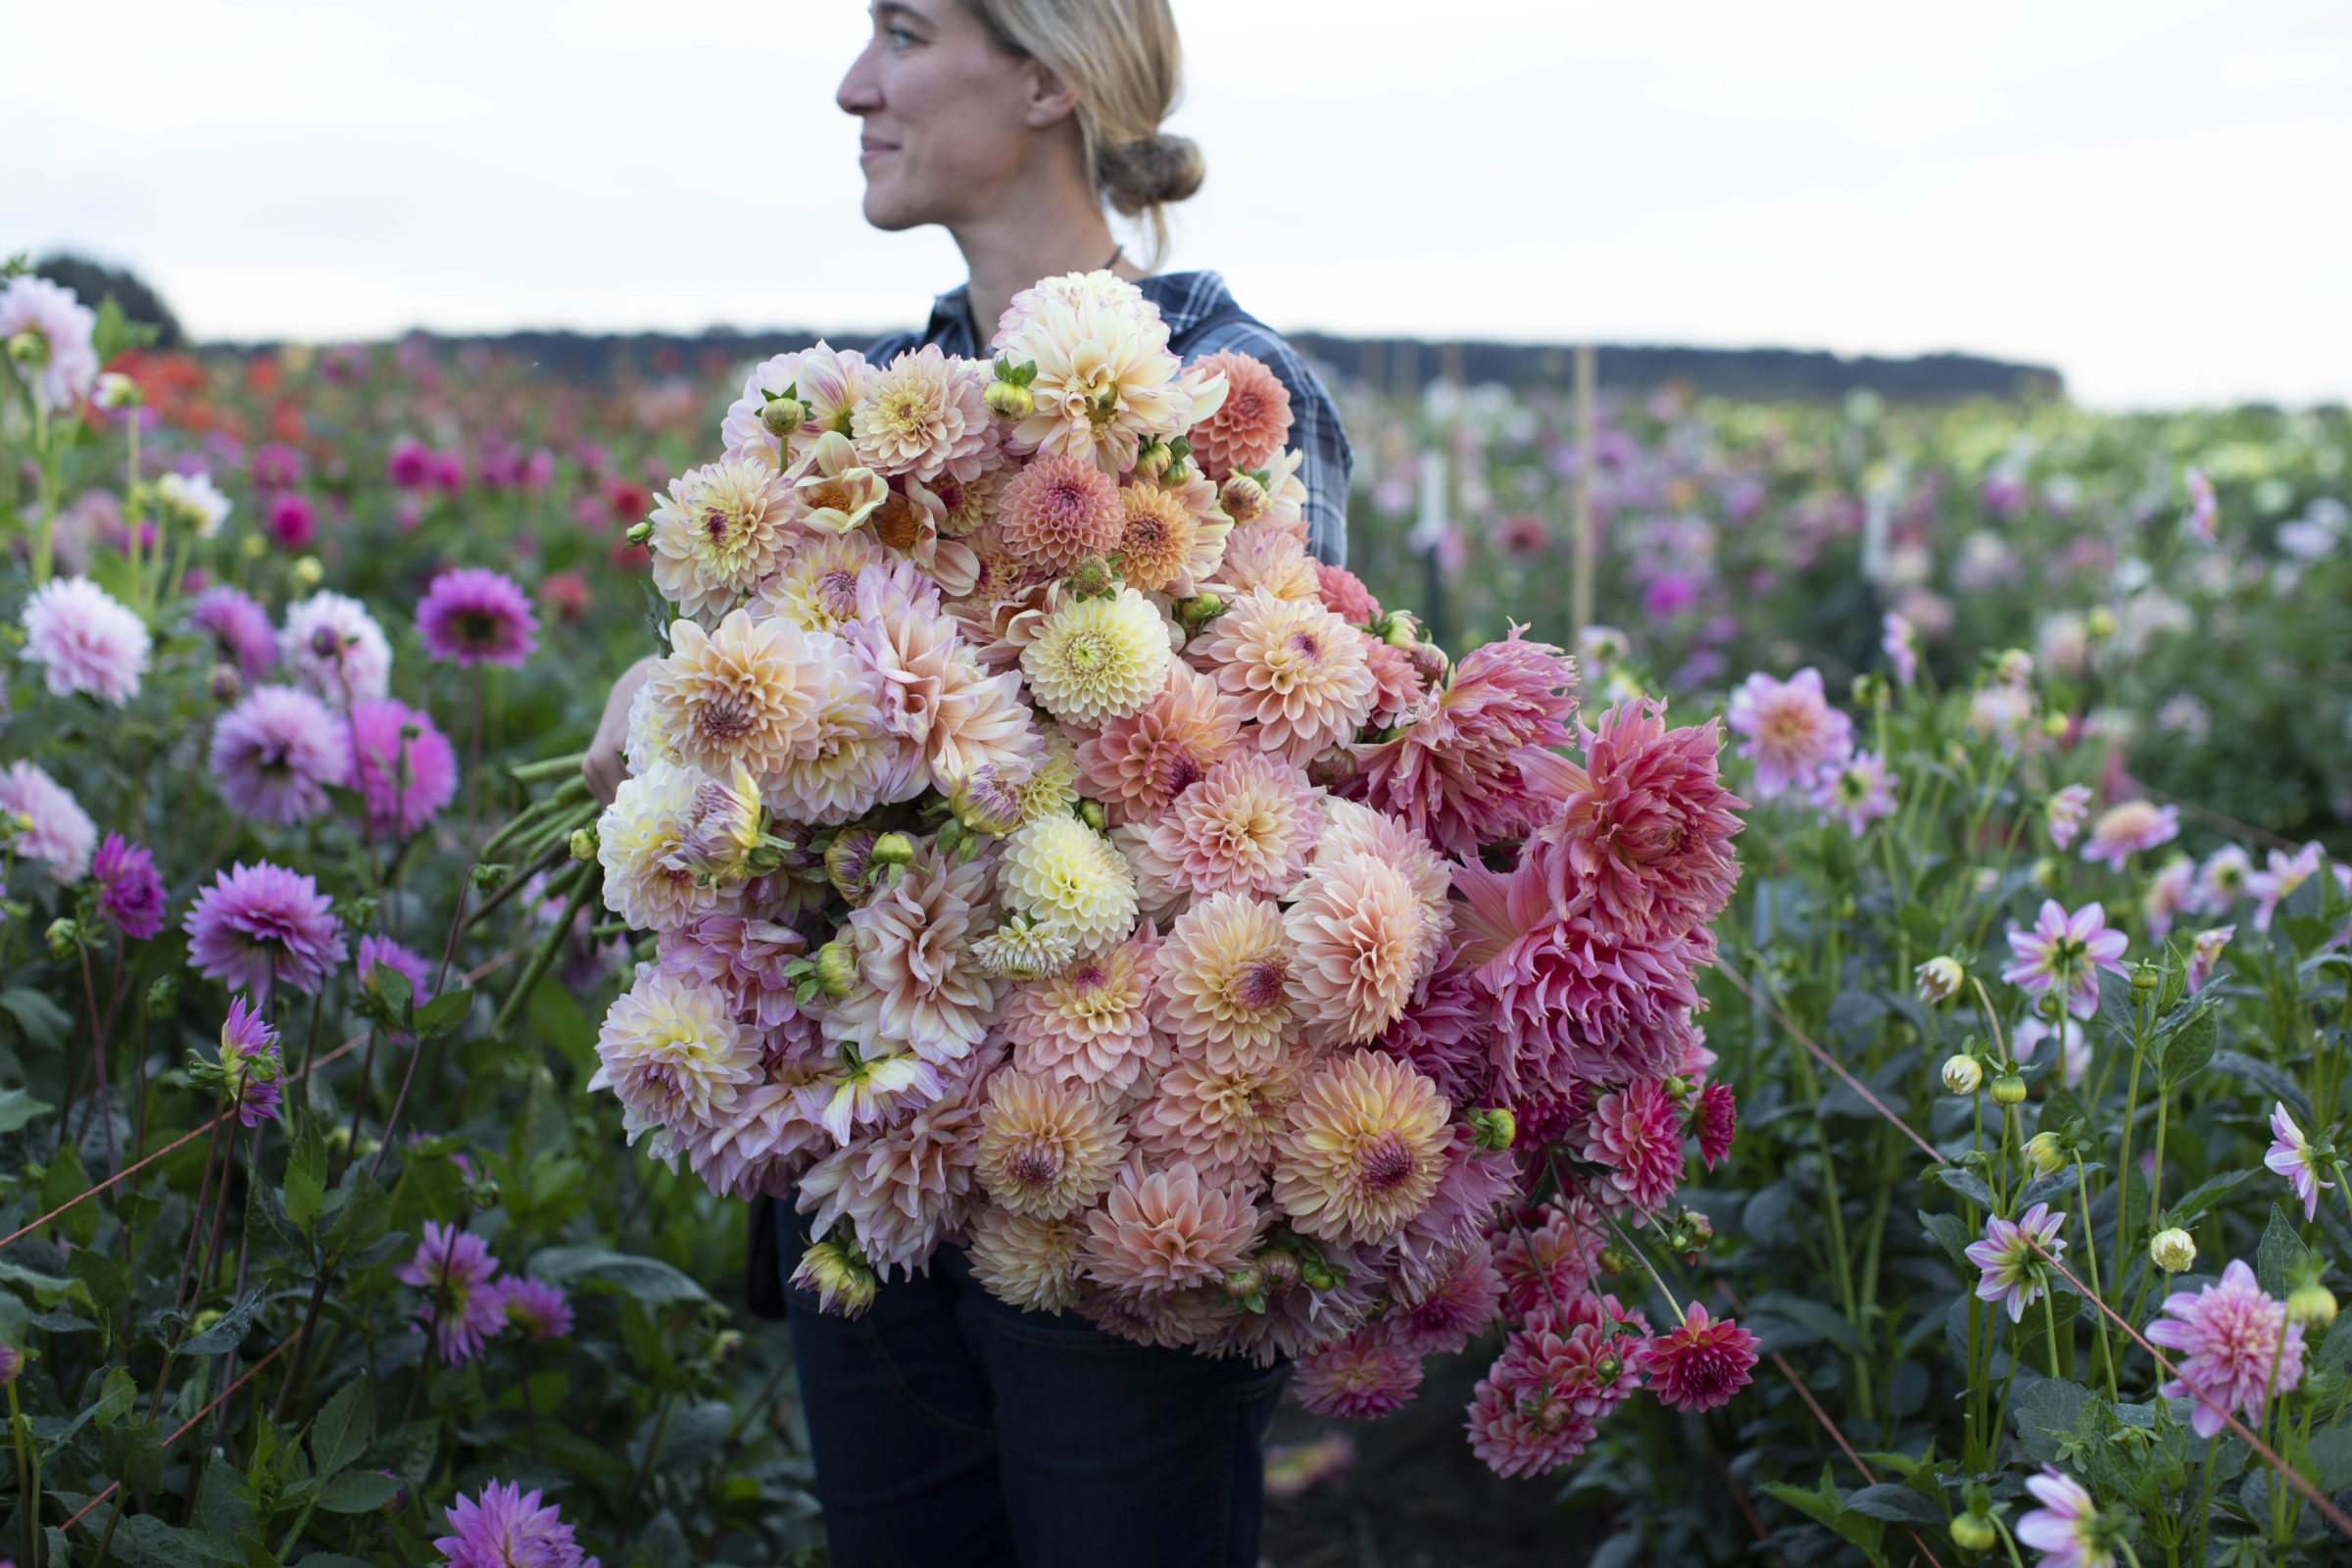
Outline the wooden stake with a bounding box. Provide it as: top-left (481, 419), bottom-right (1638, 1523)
top-left (1571, 343), bottom-right (1597, 642)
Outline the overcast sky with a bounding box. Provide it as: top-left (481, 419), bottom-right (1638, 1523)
top-left (8, 0), bottom-right (2348, 406)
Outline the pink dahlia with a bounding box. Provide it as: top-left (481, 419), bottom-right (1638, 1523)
top-left (433, 1480), bottom-right (599, 1568)
top-left (1724, 667), bottom-right (1851, 799)
top-left (345, 698), bottom-right (459, 837)
top-left (0, 275), bottom-right (99, 414)
top-left (1002, 927), bottom-right (1167, 1093)
top-left (1881, 611), bottom-right (1919, 685)
top-left (1079, 1283), bottom-right (1230, 1351)
top-left (2186, 924), bottom-right (2234, 994)
top-left (2046, 783), bottom-right (2094, 851)
top-left (219, 996), bottom-right (284, 1127)
top-left (0, 760), bottom-right (97, 884)
top-left (1156, 893), bottom-right (1299, 1073)
top-left (1190, 588), bottom-right (1377, 767)
top-left (1079, 1160), bottom-right (1263, 1295)
top-left (280, 591), bottom-right (392, 707)
top-left (1375, 960), bottom-right (1494, 1105)
top-left (1494, 1201), bottom-right (1604, 1319)
top-left (1389, 1239), bottom-right (1505, 1357)
top-left (1359, 635), bottom-right (1427, 730)
top-left (851, 343), bottom-right (993, 483)
top-left (395, 1222), bottom-right (506, 1364)
top-left (2263, 1102), bottom-right (2334, 1222)
top-left (2147, 1258), bottom-right (2305, 1439)
top-left (1691, 1080), bottom-right (1737, 1169)
top-left (2247, 842), bottom-right (2328, 933)
top-left (1146, 752), bottom-right (1322, 901)
top-left (20, 575), bottom-right (149, 706)
top-left (1313, 562), bottom-right (1382, 624)
top-left (1133, 1051), bottom-right (1302, 1188)
top-left (1390, 1130), bottom-right (1519, 1297)
top-left (2142, 855), bottom-right (2196, 942)
top-left (1203, 522), bottom-right (1322, 605)
top-left (92, 834), bottom-right (166, 941)
top-left (1273, 1052), bottom-right (1452, 1247)
top-left (824, 845), bottom-right (996, 1063)
top-left (2015, 1468), bottom-right (2117, 1568)
top-left (1810, 750), bottom-right (1896, 838)
top-left (485, 1277), bottom-right (573, 1343)
top-left (1581, 1079), bottom-right (1686, 1211)
top-left (1350, 629), bottom-right (1578, 856)
top-left (658, 916), bottom-right (807, 1031)
top-left (210, 684), bottom-right (348, 824)
top-left (186, 587), bottom-right (278, 681)
top-left (2080, 799), bottom-right (2179, 872)
top-left (184, 861), bottom-right (347, 997)
top-left (1964, 1201), bottom-right (2067, 1323)
top-left (1530, 697), bottom-right (1742, 940)
top-left (1283, 854), bottom-right (1427, 1047)
top-left (1296, 1332), bottom-right (1424, 1420)
top-left (416, 566), bottom-right (539, 668)
top-left (1186, 350), bottom-right (1293, 480)
top-left (1073, 661), bottom-right (1245, 823)
top-left (1638, 1303), bottom-right (1758, 1412)
top-left (2002, 900), bottom-right (2129, 1020)
top-left (1467, 1318), bottom-right (1635, 1478)
top-left (798, 1064), bottom-right (990, 1277)
top-left (264, 491), bottom-right (317, 550)
top-left (997, 451), bottom-right (1124, 573)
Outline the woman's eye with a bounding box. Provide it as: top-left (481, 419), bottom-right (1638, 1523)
top-left (886, 24), bottom-right (918, 50)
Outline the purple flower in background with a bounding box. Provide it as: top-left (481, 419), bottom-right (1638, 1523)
top-left (187, 587), bottom-right (278, 681)
top-left (219, 996), bottom-right (284, 1127)
top-left (416, 567), bottom-right (538, 668)
top-left (2044, 784), bottom-right (2093, 851)
top-left (265, 491), bottom-right (317, 551)
top-left (2182, 466), bottom-right (2218, 545)
top-left (2264, 1102), bottom-right (2335, 1222)
top-left (183, 861), bottom-right (347, 998)
top-left (395, 1222), bottom-right (506, 1364)
top-left (2003, 900), bottom-right (2129, 1020)
top-left (388, 437), bottom-right (432, 489)
top-left (428, 450), bottom-right (466, 495)
top-left (2080, 800), bottom-right (2180, 872)
top-left (0, 275), bottom-right (99, 414)
top-left (434, 1480), bottom-right (599, 1568)
top-left (2015, 1469), bottom-right (2114, 1568)
top-left (1810, 751), bottom-right (1897, 838)
top-left (521, 448), bottom-right (556, 491)
top-left (2185, 925), bottom-right (2234, 994)
top-left (1641, 573), bottom-right (1697, 618)
top-left (0, 760), bottom-right (97, 884)
top-left (92, 834), bottom-right (166, 941)
top-left (2247, 842), bottom-right (2327, 933)
top-left (1880, 612), bottom-right (1918, 685)
top-left (1964, 1201), bottom-right (2066, 1323)
top-left (2013, 1015), bottom-right (2091, 1088)
top-left (487, 1277), bottom-right (574, 1342)
top-left (250, 442), bottom-right (304, 490)
top-left (1725, 667), bottom-right (1853, 799)
top-left (345, 698), bottom-right (458, 837)
top-left (358, 933), bottom-right (434, 1004)
top-left (210, 684), bottom-right (348, 824)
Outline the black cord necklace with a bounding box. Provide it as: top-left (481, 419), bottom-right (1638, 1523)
top-left (1101, 244), bottom-right (1124, 271)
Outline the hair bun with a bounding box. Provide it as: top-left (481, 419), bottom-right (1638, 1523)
top-left (1098, 133), bottom-right (1205, 216)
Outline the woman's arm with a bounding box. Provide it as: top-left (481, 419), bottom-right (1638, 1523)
top-left (583, 656), bottom-right (658, 806)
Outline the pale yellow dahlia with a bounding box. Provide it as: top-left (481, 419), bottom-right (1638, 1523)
top-left (590, 967), bottom-right (761, 1152)
top-left (1079, 1159), bottom-right (1263, 1295)
top-left (1202, 523), bottom-right (1320, 606)
top-left (623, 676), bottom-right (683, 775)
top-left (1283, 854), bottom-right (1425, 1046)
top-left (792, 431), bottom-right (889, 536)
top-left (966, 1207), bottom-right (1086, 1312)
top-left (761, 631), bottom-right (921, 824)
top-left (1190, 588), bottom-right (1376, 765)
top-left (649, 459), bottom-right (798, 624)
top-left (1114, 480), bottom-right (1200, 594)
top-left (1001, 928), bottom-right (1166, 1093)
top-left (746, 530), bottom-right (891, 634)
top-left (1134, 1053), bottom-right (1303, 1188)
top-left (971, 914), bottom-right (1081, 981)
top-left (1017, 725), bottom-right (1081, 821)
top-left (1021, 586), bottom-right (1172, 727)
top-left (1156, 892), bottom-right (1298, 1073)
top-left (597, 760), bottom-right (722, 932)
top-left (976, 1070), bottom-right (1127, 1217)
top-left (648, 610), bottom-right (825, 779)
top-left (1273, 1052), bottom-right (1451, 1247)
top-left (823, 844), bottom-right (998, 1064)
top-left (1000, 812), bottom-right (1137, 951)
top-left (851, 344), bottom-right (994, 483)
top-left (1074, 661), bottom-right (1246, 823)
top-left (1145, 751), bottom-right (1323, 901)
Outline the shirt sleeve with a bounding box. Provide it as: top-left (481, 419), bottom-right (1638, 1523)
top-left (1180, 321), bottom-right (1354, 568)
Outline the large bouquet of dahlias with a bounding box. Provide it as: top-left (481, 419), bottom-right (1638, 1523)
top-left (583, 270), bottom-right (1754, 1474)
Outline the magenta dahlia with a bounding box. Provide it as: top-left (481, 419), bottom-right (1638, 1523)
top-left (416, 566), bottom-right (539, 668)
top-left (345, 698), bottom-right (459, 836)
top-left (1638, 1302), bottom-right (1759, 1412)
top-left (92, 833), bottom-right (166, 941)
top-left (186, 586), bottom-right (278, 681)
top-left (394, 1221), bottom-right (506, 1364)
top-left (183, 861), bottom-right (347, 997)
top-left (1581, 1079), bottom-right (1687, 1212)
top-left (433, 1479), bottom-right (599, 1568)
top-left (1295, 1331), bottom-right (1424, 1419)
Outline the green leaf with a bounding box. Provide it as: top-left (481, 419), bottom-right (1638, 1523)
top-left (2019, 1164), bottom-right (2082, 1211)
top-left (109, 1513), bottom-right (243, 1568)
top-left (283, 1121), bottom-right (326, 1236)
top-left (2313, 1424), bottom-right (2352, 1494)
top-left (371, 965), bottom-right (414, 1025)
top-left (2095, 968), bottom-right (2138, 1035)
top-left (2039, 1083), bottom-right (2087, 1138)
top-left (0, 988), bottom-right (72, 1051)
top-left (2319, 1311), bottom-right (2352, 1371)
top-left (1927, 1165), bottom-right (1997, 1212)
top-left (183, 1291), bottom-right (263, 1355)
top-left (2212, 1051), bottom-right (2314, 1126)
top-left (2158, 1010), bottom-right (2218, 1089)
top-left (1845, 1483), bottom-right (1942, 1525)
top-left (1752, 1291), bottom-right (1860, 1354)
top-left (1919, 1209), bottom-right (1974, 1272)
top-left (308, 1377), bottom-right (372, 1478)
top-left (2012, 1377), bottom-right (2090, 1463)
top-left (0, 1088), bottom-right (55, 1135)
top-left (99, 1417), bottom-right (164, 1493)
top-left (68, 1248), bottom-right (129, 1320)
top-left (2257, 1203), bottom-right (2312, 1299)
top-left (40, 1142), bottom-right (98, 1247)
top-left (413, 988), bottom-right (474, 1041)
top-left (528, 1246), bottom-right (710, 1305)
top-left (0, 1258), bottom-right (90, 1310)
top-left (314, 1469), bottom-right (403, 1514)
top-left (322, 1166), bottom-right (391, 1259)
top-left (2163, 1169), bottom-right (2253, 1227)
top-left (92, 1363), bottom-right (137, 1427)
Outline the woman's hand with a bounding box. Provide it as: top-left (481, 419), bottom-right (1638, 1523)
top-left (584, 656), bottom-right (658, 806)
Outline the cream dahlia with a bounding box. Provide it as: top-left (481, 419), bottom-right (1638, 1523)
top-left (793, 431), bottom-right (890, 536)
top-left (824, 844), bottom-right (998, 1063)
top-left (996, 271), bottom-right (1220, 473)
top-left (1145, 751), bottom-right (1323, 901)
top-left (975, 1070), bottom-right (1127, 1217)
top-left (971, 914), bottom-right (1081, 981)
top-left (1272, 1051), bottom-right (1451, 1247)
top-left (1073, 661), bottom-right (1245, 823)
top-left (597, 761), bottom-right (723, 932)
top-left (798, 1065), bottom-right (990, 1277)
top-left (1283, 854), bottom-right (1427, 1047)
top-left (1000, 812), bottom-right (1137, 951)
top-left (851, 344), bottom-right (993, 483)
top-left (719, 343), bottom-right (873, 470)
top-left (997, 452), bottom-right (1125, 573)
top-left (648, 459), bottom-right (797, 624)
top-left (1191, 588), bottom-right (1375, 765)
top-left (590, 967), bottom-right (762, 1152)
top-left (1017, 725), bottom-right (1081, 821)
top-left (762, 632), bottom-right (921, 824)
top-left (1156, 892), bottom-right (1299, 1073)
top-left (647, 611), bottom-right (825, 779)
top-left (1079, 1160), bottom-right (1263, 1295)
top-left (1001, 927), bottom-right (1167, 1093)
top-left (927, 649), bottom-right (1043, 786)
top-left (966, 1208), bottom-right (1087, 1312)
top-left (1186, 350), bottom-right (1293, 480)
top-left (1021, 587), bottom-right (1172, 727)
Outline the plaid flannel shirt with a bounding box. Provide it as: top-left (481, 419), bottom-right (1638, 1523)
top-left (868, 270), bottom-right (1352, 566)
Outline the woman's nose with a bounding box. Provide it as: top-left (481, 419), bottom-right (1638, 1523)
top-left (837, 42), bottom-right (883, 116)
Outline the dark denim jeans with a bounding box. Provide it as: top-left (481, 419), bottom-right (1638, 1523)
top-left (779, 1206), bottom-right (1288, 1568)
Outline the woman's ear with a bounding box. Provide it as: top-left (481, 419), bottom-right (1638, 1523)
top-left (1021, 57), bottom-right (1079, 129)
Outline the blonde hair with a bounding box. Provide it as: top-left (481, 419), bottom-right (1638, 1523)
top-left (969, 0), bottom-right (1203, 266)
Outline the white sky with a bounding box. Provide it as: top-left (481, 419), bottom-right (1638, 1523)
top-left (7, 0), bottom-right (2349, 407)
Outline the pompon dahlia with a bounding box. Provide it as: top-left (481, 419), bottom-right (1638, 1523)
top-left (0, 761), bottom-right (96, 885)
top-left (1274, 1052), bottom-right (1452, 1247)
top-left (187, 586), bottom-right (278, 682)
top-left (1112, 478), bottom-right (1200, 594)
top-left (92, 834), bottom-right (167, 940)
top-left (1638, 1303), bottom-right (1759, 1412)
top-left (590, 967), bottom-right (761, 1151)
top-left (434, 1480), bottom-right (599, 1568)
top-left (1133, 1051), bottom-right (1303, 1187)
top-left (597, 761), bottom-right (721, 933)
top-left (997, 451), bottom-right (1124, 573)
top-left (762, 632), bottom-right (918, 823)
top-left (798, 1059), bottom-right (991, 1277)
top-left (416, 566), bottom-right (539, 667)
top-left (1001, 813), bottom-right (1137, 951)
top-left (345, 698), bottom-right (460, 837)
top-left (1390, 1238), bottom-right (1505, 1357)
top-left (1002, 927), bottom-right (1167, 1092)
top-left (1191, 588), bottom-right (1375, 765)
top-left (1203, 523), bottom-right (1321, 606)
top-left (1494, 1200), bottom-right (1606, 1318)
top-left (1157, 892), bottom-right (1299, 1072)
top-left (1075, 660), bottom-right (1246, 823)
top-left (1467, 1350), bottom-right (1598, 1478)
top-left (1360, 636), bottom-right (1427, 730)
top-left (1284, 854), bottom-right (1428, 1047)
top-left (966, 1207), bottom-right (1087, 1313)
top-left (1582, 1078), bottom-right (1687, 1211)
top-left (1021, 587), bottom-right (1172, 727)
top-left (1187, 350), bottom-right (1293, 481)
top-left (209, 684), bottom-right (347, 825)
top-left (1079, 1160), bottom-right (1263, 1295)
top-left (1349, 629), bottom-right (1578, 856)
top-left (649, 610), bottom-right (827, 779)
top-left (826, 844), bottom-right (997, 1063)
top-left (1529, 697), bottom-right (1743, 940)
top-left (19, 575), bottom-right (149, 706)
top-left (1315, 563), bottom-right (1382, 624)
top-left (184, 861), bottom-right (347, 997)
top-left (1296, 1331), bottom-right (1424, 1420)
top-left (280, 591), bottom-right (392, 706)
top-left (975, 1070), bottom-right (1126, 1217)
top-left (851, 343), bottom-right (993, 483)
top-left (749, 529), bottom-right (891, 634)
top-left (1146, 751), bottom-right (1323, 901)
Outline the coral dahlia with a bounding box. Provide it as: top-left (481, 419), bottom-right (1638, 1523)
top-left (1146, 751), bottom-right (1323, 901)
top-left (1074, 660), bottom-right (1245, 823)
top-left (1186, 349), bottom-right (1293, 481)
top-left (1273, 1052), bottom-right (1451, 1247)
top-left (1080, 1160), bottom-right (1263, 1295)
top-left (997, 451), bottom-right (1125, 573)
top-left (1191, 588), bottom-right (1376, 765)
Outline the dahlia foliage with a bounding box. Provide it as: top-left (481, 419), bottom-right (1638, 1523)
top-left (584, 270), bottom-right (1753, 1472)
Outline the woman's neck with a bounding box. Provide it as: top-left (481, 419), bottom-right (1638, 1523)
top-left (949, 166), bottom-right (1145, 348)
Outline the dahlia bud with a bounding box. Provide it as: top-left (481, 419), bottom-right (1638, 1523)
top-left (625, 518), bottom-right (655, 547)
top-left (1077, 799), bottom-right (1108, 835)
top-left (2025, 1132), bottom-right (2066, 1175)
top-left (1850, 671), bottom-right (1889, 710)
top-left (94, 371), bottom-right (143, 410)
top-left (1915, 956), bottom-right (1966, 1004)
top-left (825, 828), bottom-right (880, 904)
top-left (1174, 593), bottom-right (1225, 633)
top-left (567, 827), bottom-right (598, 862)
top-left (1592, 1349), bottom-right (1624, 1383)
top-left (760, 390), bottom-right (807, 439)
top-left (471, 862), bottom-right (513, 892)
top-left (1218, 471), bottom-right (1268, 525)
top-left (1940, 1054), bottom-right (1984, 1096)
top-left (790, 1240), bottom-right (878, 1318)
top-left (1257, 1250), bottom-right (1303, 1296)
top-left (6, 330), bottom-right (46, 369)
top-left (2040, 711), bottom-right (2070, 739)
top-left (1534, 1396), bottom-right (1575, 1435)
top-left (712, 1329), bottom-right (746, 1362)
top-left (1406, 642), bottom-right (1449, 684)
top-left (949, 766), bottom-right (1027, 838)
top-left (1298, 1253), bottom-right (1343, 1292)
top-left (1132, 440), bottom-right (1172, 481)
top-left (145, 974), bottom-right (179, 1018)
top-left (45, 918), bottom-right (81, 958)
top-left (2130, 963), bottom-right (2160, 993)
top-left (2149, 1227), bottom-right (2196, 1274)
top-left (1064, 556), bottom-right (1116, 598)
top-left (2085, 605), bottom-right (2117, 642)
top-left (1989, 1074), bottom-right (2027, 1106)
top-left (0, 1345), bottom-right (25, 1386)
top-left (1469, 1106), bottom-right (1516, 1152)
top-left (292, 556), bottom-right (325, 589)
top-left (812, 939), bottom-right (858, 999)
top-left (1949, 1512), bottom-right (1999, 1553)
top-left (308, 623), bottom-right (345, 660)
top-left (242, 533), bottom-right (269, 561)
top-left (207, 664), bottom-right (244, 705)
top-left (984, 378), bottom-right (1035, 421)
top-left (1996, 649), bottom-right (2034, 685)
top-left (1380, 612), bottom-right (1420, 651)
top-left (1221, 1262), bottom-right (1264, 1300)
top-left (1596, 1242), bottom-right (1635, 1276)
top-left (2030, 856), bottom-right (2064, 892)
top-left (870, 832), bottom-right (916, 868)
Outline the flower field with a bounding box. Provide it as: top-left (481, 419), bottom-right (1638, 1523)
top-left (2, 258), bottom-right (2350, 1567)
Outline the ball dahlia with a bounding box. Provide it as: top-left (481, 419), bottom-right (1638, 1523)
top-left (1001, 812), bottom-right (1137, 952)
top-left (1079, 1160), bottom-right (1263, 1295)
top-left (183, 861), bottom-right (348, 997)
top-left (1273, 1052), bottom-right (1451, 1247)
top-left (1186, 349), bottom-right (1293, 481)
top-left (1112, 479), bottom-right (1200, 594)
top-left (996, 451), bottom-right (1125, 574)
top-left (648, 610), bottom-right (826, 780)
top-left (1074, 660), bottom-right (1245, 823)
top-left (850, 343), bottom-right (993, 483)
top-left (1020, 586), bottom-right (1171, 727)
top-left (1283, 854), bottom-right (1427, 1047)
top-left (1190, 588), bottom-right (1375, 766)
top-left (975, 1070), bottom-right (1126, 1217)
top-left (20, 575), bottom-right (149, 706)
top-left (589, 968), bottom-right (762, 1152)
top-left (1156, 892), bottom-right (1299, 1073)
top-left (1145, 751), bottom-right (1323, 902)
top-left (1001, 927), bottom-right (1167, 1093)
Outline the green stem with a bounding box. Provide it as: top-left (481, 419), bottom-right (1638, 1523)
top-left (2071, 1156), bottom-right (2119, 1401)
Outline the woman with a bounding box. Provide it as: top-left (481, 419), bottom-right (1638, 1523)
top-left (584, 4), bottom-right (1350, 1563)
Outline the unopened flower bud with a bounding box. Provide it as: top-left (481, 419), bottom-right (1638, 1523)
top-left (45, 918), bottom-right (80, 958)
top-left (1077, 799), bottom-right (1107, 835)
top-left (1064, 556), bottom-right (1115, 598)
top-left (2289, 1283), bottom-right (2338, 1328)
top-left (713, 1328), bottom-right (746, 1361)
top-left (2130, 964), bottom-right (2159, 993)
top-left (242, 532), bottom-right (269, 561)
top-left (1940, 1054), bottom-right (1984, 1096)
top-left (1470, 1106), bottom-right (1516, 1152)
top-left (1996, 649), bottom-right (2034, 685)
top-left (625, 518), bottom-right (655, 548)
top-left (949, 767), bottom-right (1026, 837)
top-left (1596, 1242), bottom-right (1635, 1276)
top-left (292, 556), bottom-right (324, 589)
top-left (812, 940), bottom-right (858, 999)
top-left (984, 378), bottom-right (1034, 421)
top-left (471, 862), bottom-right (513, 892)
top-left (760, 393), bottom-right (806, 439)
top-left (1915, 956), bottom-right (1966, 1004)
top-left (0, 1345), bottom-right (23, 1386)
top-left (790, 1240), bottom-right (878, 1317)
top-left (2085, 606), bottom-right (2117, 642)
top-left (1534, 1396), bottom-right (1574, 1435)
top-left (1381, 612), bottom-right (1420, 651)
top-left (1592, 1350), bottom-right (1624, 1383)
top-left (1132, 440), bottom-right (1172, 481)
top-left (95, 371), bottom-right (142, 410)
top-left (2030, 856), bottom-right (2063, 892)
top-left (568, 826), bottom-right (598, 861)
top-left (2025, 1131), bottom-right (2066, 1175)
top-left (2040, 711), bottom-right (2070, 738)
top-left (825, 828), bottom-right (880, 904)
top-left (1989, 1074), bottom-right (2027, 1106)
top-left (6, 330), bottom-right (47, 369)
top-left (1257, 1250), bottom-right (1302, 1296)
top-left (1851, 671), bottom-right (1889, 710)
top-left (207, 664), bottom-right (245, 705)
top-left (1221, 1262), bottom-right (1264, 1299)
top-left (870, 832), bottom-right (915, 867)
top-left (1218, 471), bottom-right (1268, 525)
top-left (1407, 642), bottom-right (1449, 684)
top-left (2149, 1228), bottom-right (2196, 1274)
top-left (146, 974), bottom-right (179, 1018)
top-left (1174, 593), bottom-right (1225, 633)
top-left (1949, 1512), bottom-right (1999, 1553)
